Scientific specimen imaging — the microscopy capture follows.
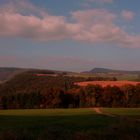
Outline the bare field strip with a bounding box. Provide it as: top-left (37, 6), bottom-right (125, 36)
top-left (76, 81), bottom-right (140, 87)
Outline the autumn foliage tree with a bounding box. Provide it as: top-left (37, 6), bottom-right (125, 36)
top-left (0, 72), bottom-right (140, 109)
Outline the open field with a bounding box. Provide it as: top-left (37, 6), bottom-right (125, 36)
top-left (0, 108), bottom-right (140, 139)
top-left (0, 109), bottom-right (117, 132)
top-left (116, 74), bottom-right (139, 81)
top-left (0, 108), bottom-right (140, 130)
top-left (76, 80), bottom-right (140, 87)
top-left (103, 108), bottom-right (140, 119)
top-left (68, 72), bottom-right (139, 81)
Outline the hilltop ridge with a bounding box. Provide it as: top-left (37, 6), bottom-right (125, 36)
top-left (85, 67), bottom-right (140, 74)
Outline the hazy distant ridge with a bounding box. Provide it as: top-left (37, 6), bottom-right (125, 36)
top-left (85, 67), bottom-right (140, 74)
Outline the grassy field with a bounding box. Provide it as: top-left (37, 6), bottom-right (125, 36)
top-left (103, 108), bottom-right (140, 119)
top-left (0, 109), bottom-right (118, 132)
top-left (68, 72), bottom-right (139, 81)
top-left (0, 108), bottom-right (140, 139)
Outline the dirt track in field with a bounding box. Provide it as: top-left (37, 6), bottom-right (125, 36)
top-left (94, 108), bottom-right (115, 117)
top-left (94, 108), bottom-right (140, 123)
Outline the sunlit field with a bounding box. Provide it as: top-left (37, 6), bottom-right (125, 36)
top-left (76, 81), bottom-right (140, 87)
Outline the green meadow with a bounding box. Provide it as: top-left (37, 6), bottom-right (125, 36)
top-left (0, 108), bottom-right (140, 139)
top-left (0, 109), bottom-right (117, 132)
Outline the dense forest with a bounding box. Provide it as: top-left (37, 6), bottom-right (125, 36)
top-left (0, 72), bottom-right (139, 109)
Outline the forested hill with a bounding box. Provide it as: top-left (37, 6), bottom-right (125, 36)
top-left (0, 67), bottom-right (27, 82)
top-left (0, 71), bottom-right (84, 97)
top-left (0, 71), bottom-right (140, 109)
top-left (0, 67), bottom-right (69, 82)
top-left (85, 67), bottom-right (140, 74)
top-left (0, 70), bottom-right (117, 96)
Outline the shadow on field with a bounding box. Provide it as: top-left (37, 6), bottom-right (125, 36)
top-left (0, 114), bottom-right (140, 140)
top-left (0, 114), bottom-right (117, 131)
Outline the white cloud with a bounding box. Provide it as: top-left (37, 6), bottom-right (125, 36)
top-left (121, 10), bottom-right (134, 21)
top-left (71, 9), bottom-right (140, 47)
top-left (0, 12), bottom-right (72, 41)
top-left (71, 9), bottom-right (116, 26)
top-left (0, 1), bottom-right (140, 48)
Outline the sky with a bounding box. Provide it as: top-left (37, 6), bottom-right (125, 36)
top-left (0, 0), bottom-right (140, 72)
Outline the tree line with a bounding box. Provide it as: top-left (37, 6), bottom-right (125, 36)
top-left (0, 72), bottom-right (139, 109)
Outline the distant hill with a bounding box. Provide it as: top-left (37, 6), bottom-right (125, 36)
top-left (0, 67), bottom-right (71, 83)
top-left (0, 67), bottom-right (140, 83)
top-left (85, 68), bottom-right (140, 74)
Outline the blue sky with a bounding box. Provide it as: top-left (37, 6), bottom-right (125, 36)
top-left (0, 0), bottom-right (140, 72)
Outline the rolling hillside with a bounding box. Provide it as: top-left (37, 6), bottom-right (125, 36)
top-left (0, 67), bottom-right (27, 82)
top-left (87, 67), bottom-right (140, 74)
top-left (83, 68), bottom-right (140, 81)
top-left (0, 67), bottom-right (70, 83)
